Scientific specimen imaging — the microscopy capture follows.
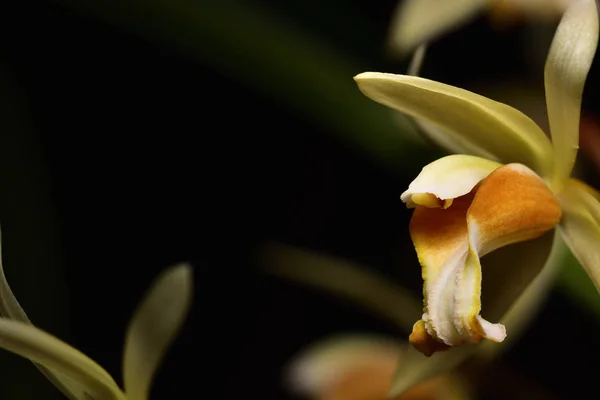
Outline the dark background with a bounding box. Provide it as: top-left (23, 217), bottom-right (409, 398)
top-left (0, 0), bottom-right (599, 399)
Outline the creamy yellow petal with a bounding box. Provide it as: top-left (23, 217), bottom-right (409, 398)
top-left (545, 0), bottom-right (599, 191)
top-left (413, 118), bottom-right (501, 160)
top-left (123, 265), bottom-right (193, 400)
top-left (354, 73), bottom-right (554, 177)
top-left (0, 319), bottom-right (125, 400)
top-left (559, 179), bottom-right (600, 290)
top-left (387, 0), bottom-right (489, 55)
top-left (401, 154), bottom-right (500, 208)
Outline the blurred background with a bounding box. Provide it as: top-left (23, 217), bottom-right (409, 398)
top-left (1, 0), bottom-right (600, 399)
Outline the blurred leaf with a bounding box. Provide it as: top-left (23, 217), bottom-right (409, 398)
top-left (258, 241), bottom-right (421, 332)
top-left (57, 0), bottom-right (431, 172)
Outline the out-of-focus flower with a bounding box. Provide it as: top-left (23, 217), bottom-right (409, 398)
top-left (354, 0), bottom-right (599, 395)
top-left (0, 241), bottom-right (192, 400)
top-left (287, 335), bottom-right (469, 400)
top-left (389, 0), bottom-right (573, 55)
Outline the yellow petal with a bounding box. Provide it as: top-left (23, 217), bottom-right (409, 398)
top-left (409, 164), bottom-right (561, 354)
top-left (0, 319), bottom-right (125, 400)
top-left (354, 73), bottom-right (554, 177)
top-left (413, 118), bottom-right (501, 160)
top-left (123, 265), bottom-right (193, 400)
top-left (387, 0), bottom-right (489, 55)
top-left (401, 154), bottom-right (501, 208)
top-left (545, 0), bottom-right (599, 191)
top-left (558, 179), bottom-right (600, 290)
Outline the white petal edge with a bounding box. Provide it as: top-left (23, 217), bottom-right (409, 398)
top-left (545, 0), bottom-right (599, 191)
top-left (122, 264), bottom-right (193, 400)
top-left (354, 73), bottom-right (554, 178)
top-left (401, 154), bottom-right (500, 207)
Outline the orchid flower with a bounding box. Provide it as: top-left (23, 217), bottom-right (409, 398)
top-left (0, 239), bottom-right (192, 400)
top-left (389, 0), bottom-right (573, 55)
top-left (353, 0), bottom-right (599, 395)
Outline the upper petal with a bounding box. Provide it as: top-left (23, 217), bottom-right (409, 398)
top-left (354, 73), bottom-right (554, 178)
top-left (401, 154), bottom-right (501, 208)
top-left (387, 0), bottom-right (489, 55)
top-left (558, 179), bottom-right (600, 291)
top-left (545, 0), bottom-right (599, 191)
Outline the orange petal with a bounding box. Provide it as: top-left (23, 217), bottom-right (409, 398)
top-left (455, 164), bottom-right (561, 343)
top-left (408, 164), bottom-right (561, 354)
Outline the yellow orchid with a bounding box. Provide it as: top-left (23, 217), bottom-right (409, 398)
top-left (0, 233), bottom-right (192, 400)
top-left (353, 0), bottom-right (599, 395)
top-left (389, 0), bottom-right (573, 55)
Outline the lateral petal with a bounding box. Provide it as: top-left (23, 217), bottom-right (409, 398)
top-left (559, 179), bottom-right (600, 291)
